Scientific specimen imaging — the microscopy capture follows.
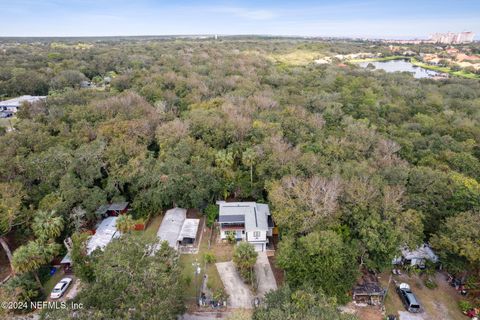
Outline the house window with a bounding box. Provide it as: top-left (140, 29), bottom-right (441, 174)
top-left (253, 231), bottom-right (260, 238)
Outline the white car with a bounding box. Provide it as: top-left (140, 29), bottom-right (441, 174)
top-left (50, 277), bottom-right (73, 299)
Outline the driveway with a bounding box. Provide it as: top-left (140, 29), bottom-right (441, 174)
top-left (254, 252), bottom-right (277, 298)
top-left (216, 261), bottom-right (253, 308)
top-left (398, 311), bottom-right (427, 320)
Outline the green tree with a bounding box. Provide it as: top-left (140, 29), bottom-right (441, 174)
top-left (12, 240), bottom-right (61, 293)
top-left (32, 210), bottom-right (64, 241)
top-left (276, 231), bottom-right (358, 303)
top-left (0, 182), bottom-right (26, 270)
top-left (242, 148), bottom-right (257, 189)
top-left (43, 235), bottom-right (185, 319)
top-left (430, 210), bottom-right (480, 273)
top-left (233, 242), bottom-right (258, 283)
top-left (116, 214), bottom-right (135, 233)
top-left (70, 232), bottom-right (95, 282)
top-left (253, 285), bottom-right (358, 320)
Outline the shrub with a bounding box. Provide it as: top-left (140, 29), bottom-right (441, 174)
top-left (204, 204), bottom-right (219, 228)
top-left (458, 300), bottom-right (473, 313)
top-left (203, 251), bottom-right (216, 264)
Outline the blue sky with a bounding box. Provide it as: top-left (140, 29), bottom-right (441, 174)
top-left (1, 0), bottom-right (479, 38)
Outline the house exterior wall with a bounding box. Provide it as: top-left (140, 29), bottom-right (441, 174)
top-left (246, 230), bottom-right (267, 242)
top-left (220, 229), bottom-right (246, 240)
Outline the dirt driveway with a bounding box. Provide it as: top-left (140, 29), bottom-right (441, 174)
top-left (254, 252), bottom-right (277, 298)
top-left (216, 261), bottom-right (253, 308)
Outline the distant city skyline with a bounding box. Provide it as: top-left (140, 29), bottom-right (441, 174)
top-left (0, 0), bottom-right (479, 39)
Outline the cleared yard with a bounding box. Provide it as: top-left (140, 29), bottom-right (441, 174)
top-left (380, 272), bottom-right (465, 320)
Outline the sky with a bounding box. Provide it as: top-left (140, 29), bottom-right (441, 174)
top-left (0, 0), bottom-right (479, 39)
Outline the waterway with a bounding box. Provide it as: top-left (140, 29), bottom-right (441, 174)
top-left (358, 59), bottom-right (444, 79)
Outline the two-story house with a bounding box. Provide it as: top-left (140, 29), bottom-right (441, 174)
top-left (217, 201), bottom-right (274, 252)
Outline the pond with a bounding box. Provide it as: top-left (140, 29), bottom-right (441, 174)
top-left (358, 59), bottom-right (444, 79)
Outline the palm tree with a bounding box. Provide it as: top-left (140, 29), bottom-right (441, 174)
top-left (12, 240), bottom-right (61, 294)
top-left (116, 214), bottom-right (135, 234)
top-left (32, 210), bottom-right (64, 241)
top-left (242, 148), bottom-right (256, 189)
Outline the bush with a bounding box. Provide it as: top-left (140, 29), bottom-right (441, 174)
top-left (204, 204), bottom-right (219, 228)
top-left (424, 277), bottom-right (437, 289)
top-left (458, 300), bottom-right (473, 313)
top-left (203, 251), bottom-right (216, 264)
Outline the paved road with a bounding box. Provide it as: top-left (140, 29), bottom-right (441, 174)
top-left (254, 252), bottom-right (277, 298)
top-left (216, 261), bottom-right (253, 309)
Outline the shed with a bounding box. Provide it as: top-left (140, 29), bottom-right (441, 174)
top-left (96, 202), bottom-right (129, 217)
top-left (177, 219), bottom-right (200, 246)
top-left (353, 283), bottom-right (386, 305)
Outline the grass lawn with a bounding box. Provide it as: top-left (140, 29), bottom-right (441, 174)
top-left (179, 226), bottom-right (225, 305)
top-left (142, 214), bottom-right (163, 239)
top-left (43, 269), bottom-right (65, 297)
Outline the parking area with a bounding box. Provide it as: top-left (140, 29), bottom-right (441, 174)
top-left (215, 261), bottom-right (254, 309)
top-left (381, 272), bottom-right (465, 320)
top-left (254, 252), bottom-right (277, 298)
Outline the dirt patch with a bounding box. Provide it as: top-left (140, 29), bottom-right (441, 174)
top-left (341, 303), bottom-right (383, 320)
top-left (380, 271), bottom-right (465, 320)
top-left (267, 255), bottom-right (284, 286)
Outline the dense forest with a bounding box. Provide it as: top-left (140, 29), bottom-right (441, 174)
top-left (0, 38), bottom-right (479, 318)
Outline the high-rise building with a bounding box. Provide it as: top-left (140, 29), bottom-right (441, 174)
top-left (430, 32), bottom-right (475, 44)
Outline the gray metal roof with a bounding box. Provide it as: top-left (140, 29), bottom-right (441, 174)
top-left (218, 202), bottom-right (270, 232)
top-left (108, 202), bottom-right (129, 211)
top-left (156, 208), bottom-right (186, 249)
top-left (178, 219), bottom-right (200, 240)
top-left (87, 217), bottom-right (119, 255)
top-left (219, 214), bottom-right (245, 223)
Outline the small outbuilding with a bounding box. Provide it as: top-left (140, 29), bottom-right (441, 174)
top-left (177, 219), bottom-right (200, 246)
top-left (96, 202), bottom-right (129, 217)
top-left (353, 283), bottom-right (386, 305)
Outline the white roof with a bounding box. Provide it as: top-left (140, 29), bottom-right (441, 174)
top-left (157, 208), bottom-right (186, 248)
top-left (0, 95), bottom-right (46, 107)
top-left (401, 244), bottom-right (438, 263)
top-left (178, 219), bottom-right (200, 241)
top-left (86, 217), bottom-right (119, 255)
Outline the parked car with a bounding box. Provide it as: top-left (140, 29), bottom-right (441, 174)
top-left (50, 277), bottom-right (73, 299)
top-left (397, 283), bottom-right (421, 313)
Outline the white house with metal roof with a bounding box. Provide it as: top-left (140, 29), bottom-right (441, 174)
top-left (217, 201), bottom-right (274, 252)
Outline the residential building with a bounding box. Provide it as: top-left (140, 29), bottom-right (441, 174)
top-left (156, 208), bottom-right (200, 252)
top-left (217, 201), bottom-right (274, 252)
top-left (392, 244), bottom-right (439, 268)
top-left (0, 95), bottom-right (47, 113)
